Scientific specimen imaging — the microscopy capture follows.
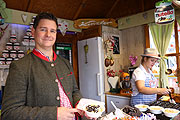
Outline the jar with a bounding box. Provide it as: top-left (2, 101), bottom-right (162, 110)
top-left (10, 36), bottom-right (17, 43)
top-left (26, 29), bottom-right (32, 36)
top-left (155, 2), bottom-right (175, 24)
top-left (10, 50), bottom-right (17, 58)
top-left (29, 22), bottom-right (34, 29)
top-left (18, 50), bottom-right (25, 58)
top-left (23, 36), bottom-right (30, 42)
top-left (13, 58), bottom-right (19, 61)
top-left (6, 42), bottom-right (13, 50)
top-left (0, 58), bottom-right (6, 65)
top-left (6, 58), bottom-right (13, 65)
top-left (30, 37), bottom-right (35, 43)
top-left (13, 43), bottom-right (20, 50)
top-left (2, 50), bottom-right (9, 58)
top-left (32, 16), bottom-right (36, 22)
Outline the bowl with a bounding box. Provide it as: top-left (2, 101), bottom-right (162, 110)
top-left (84, 104), bottom-right (105, 118)
top-left (148, 106), bottom-right (164, 114)
top-left (163, 108), bottom-right (180, 118)
top-left (135, 104), bottom-right (149, 112)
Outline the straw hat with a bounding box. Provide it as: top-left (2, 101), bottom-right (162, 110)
top-left (141, 48), bottom-right (160, 59)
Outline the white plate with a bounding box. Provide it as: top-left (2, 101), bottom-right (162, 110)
top-left (76, 98), bottom-right (105, 118)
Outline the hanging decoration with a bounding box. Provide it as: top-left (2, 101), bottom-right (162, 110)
top-left (103, 36), bottom-right (115, 55)
top-left (21, 14), bottom-right (28, 23)
top-left (0, 0), bottom-right (7, 19)
top-left (74, 18), bottom-right (118, 29)
top-left (0, 24), bottom-right (9, 40)
top-left (0, 13), bottom-right (4, 25)
top-left (57, 19), bottom-right (69, 36)
top-left (84, 40), bottom-right (88, 64)
top-left (154, 0), bottom-right (175, 24)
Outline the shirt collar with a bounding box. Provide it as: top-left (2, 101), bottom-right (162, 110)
top-left (139, 64), bottom-right (152, 74)
top-left (32, 48), bottom-right (57, 62)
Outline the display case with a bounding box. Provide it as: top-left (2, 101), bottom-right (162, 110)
top-left (55, 43), bottom-right (73, 65)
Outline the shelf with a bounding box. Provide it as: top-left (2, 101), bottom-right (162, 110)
top-left (0, 65), bottom-right (10, 69)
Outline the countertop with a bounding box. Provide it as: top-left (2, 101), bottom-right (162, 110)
top-left (105, 91), bottom-right (131, 97)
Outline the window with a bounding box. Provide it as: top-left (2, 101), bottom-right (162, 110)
top-left (147, 21), bottom-right (179, 88)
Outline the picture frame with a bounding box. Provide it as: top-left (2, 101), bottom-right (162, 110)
top-left (112, 36), bottom-right (120, 54)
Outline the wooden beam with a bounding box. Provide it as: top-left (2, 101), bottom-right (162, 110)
top-left (105, 0), bottom-right (120, 18)
top-left (174, 20), bottom-right (180, 86)
top-left (144, 24), bottom-right (150, 48)
top-left (25, 0), bottom-right (32, 11)
top-left (73, 0), bottom-right (88, 20)
top-left (4, 8), bottom-right (81, 32)
top-left (141, 0), bottom-right (144, 12)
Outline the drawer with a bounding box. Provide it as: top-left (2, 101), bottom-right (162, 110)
top-left (106, 95), bottom-right (130, 113)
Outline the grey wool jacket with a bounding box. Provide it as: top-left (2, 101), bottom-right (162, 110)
top-left (1, 52), bottom-right (82, 120)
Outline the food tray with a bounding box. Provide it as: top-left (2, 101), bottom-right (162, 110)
top-left (149, 101), bottom-right (180, 110)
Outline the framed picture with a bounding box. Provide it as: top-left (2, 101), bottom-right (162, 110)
top-left (112, 36), bottom-right (120, 54)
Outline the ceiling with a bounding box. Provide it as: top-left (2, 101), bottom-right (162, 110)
top-left (4, 0), bottom-right (161, 20)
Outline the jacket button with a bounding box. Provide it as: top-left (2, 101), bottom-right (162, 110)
top-left (56, 96), bottom-right (60, 100)
top-left (51, 63), bottom-right (54, 67)
top-left (55, 79), bottom-right (58, 83)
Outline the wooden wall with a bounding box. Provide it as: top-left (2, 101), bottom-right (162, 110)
top-left (121, 25), bottom-right (146, 69)
top-left (102, 25), bottom-right (145, 91)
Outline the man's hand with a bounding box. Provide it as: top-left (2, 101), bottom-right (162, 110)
top-left (57, 107), bottom-right (78, 120)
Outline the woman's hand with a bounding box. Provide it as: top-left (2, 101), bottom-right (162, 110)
top-left (157, 88), bottom-right (171, 95)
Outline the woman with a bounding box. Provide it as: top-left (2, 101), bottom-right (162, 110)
top-left (130, 48), bottom-right (171, 106)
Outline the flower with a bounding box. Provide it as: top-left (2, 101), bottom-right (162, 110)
top-left (129, 55), bottom-right (137, 66)
top-left (107, 69), bottom-right (123, 77)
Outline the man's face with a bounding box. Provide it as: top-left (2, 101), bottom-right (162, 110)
top-left (32, 19), bottom-right (57, 50)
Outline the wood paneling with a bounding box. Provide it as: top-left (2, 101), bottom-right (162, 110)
top-left (121, 25), bottom-right (145, 69)
top-left (77, 25), bottom-right (102, 40)
top-left (4, 0), bottom-right (161, 20)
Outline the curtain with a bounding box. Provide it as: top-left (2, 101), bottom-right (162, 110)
top-left (149, 22), bottom-right (174, 88)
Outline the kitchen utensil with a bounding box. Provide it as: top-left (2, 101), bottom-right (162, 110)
top-left (111, 101), bottom-right (118, 110)
top-left (166, 86), bottom-right (176, 104)
top-left (110, 101), bottom-right (126, 118)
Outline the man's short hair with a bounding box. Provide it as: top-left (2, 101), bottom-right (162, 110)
top-left (33, 12), bottom-right (58, 29)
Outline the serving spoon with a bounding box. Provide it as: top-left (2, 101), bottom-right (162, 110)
top-left (166, 86), bottom-right (176, 104)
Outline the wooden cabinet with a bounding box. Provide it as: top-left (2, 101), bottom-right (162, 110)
top-left (106, 94), bottom-right (130, 113)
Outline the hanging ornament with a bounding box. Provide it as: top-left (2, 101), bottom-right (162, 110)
top-left (155, 0), bottom-right (175, 24)
top-left (57, 19), bottom-right (68, 36)
top-left (21, 14), bottom-right (28, 23)
top-left (0, 24), bottom-right (8, 40)
top-left (84, 40), bottom-right (88, 64)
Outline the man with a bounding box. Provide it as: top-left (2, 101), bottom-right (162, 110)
top-left (2, 12), bottom-right (84, 120)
